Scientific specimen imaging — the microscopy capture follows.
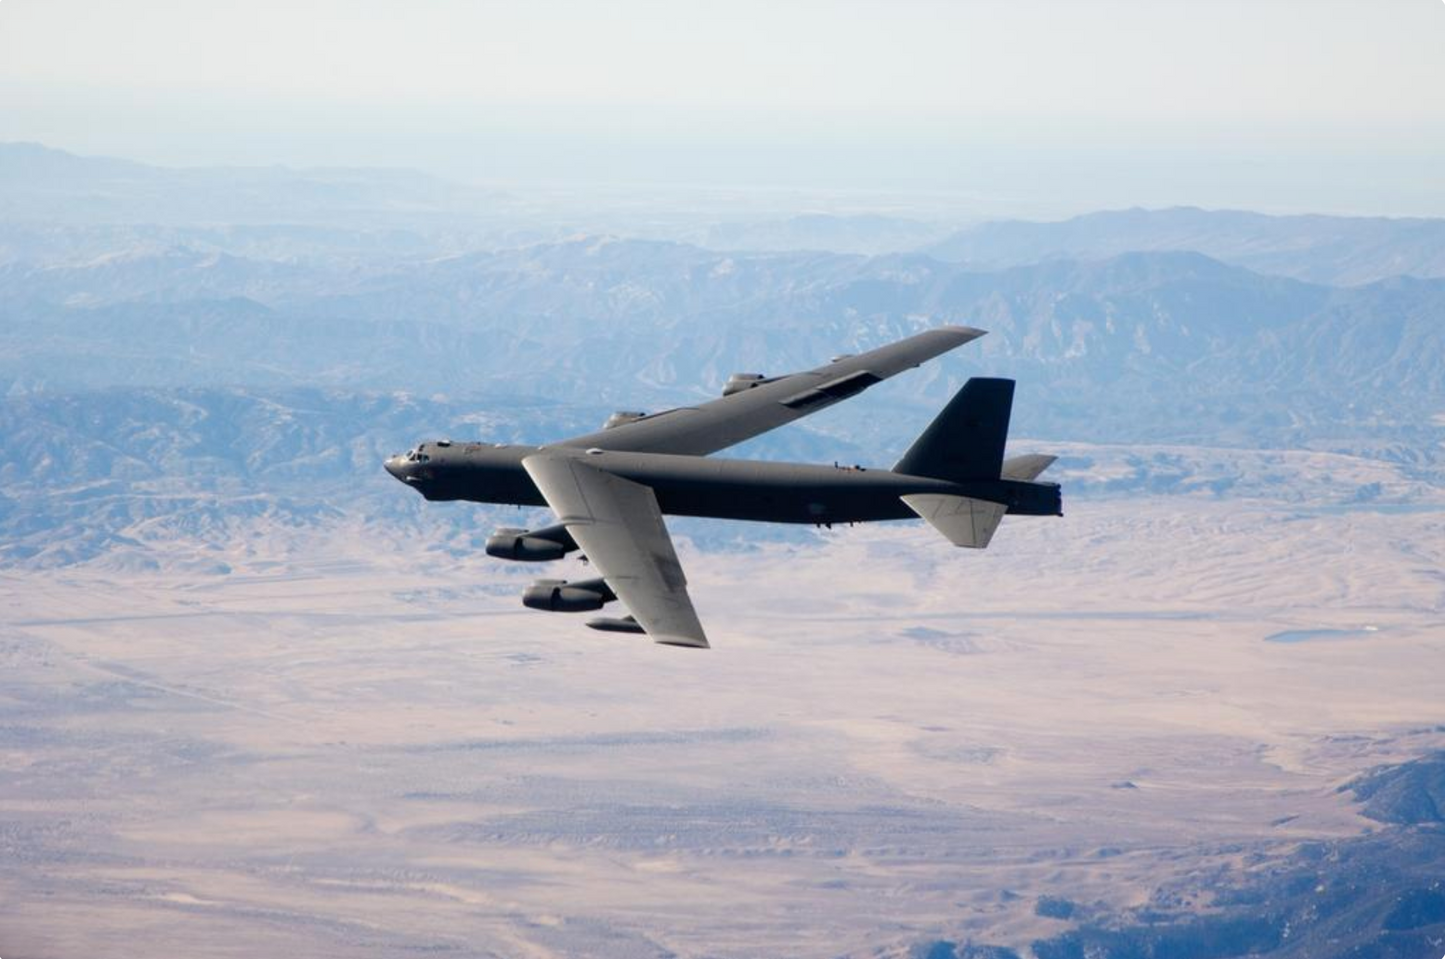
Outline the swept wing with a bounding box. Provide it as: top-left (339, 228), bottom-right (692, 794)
top-left (560, 326), bottom-right (985, 456)
top-left (522, 453), bottom-right (709, 648)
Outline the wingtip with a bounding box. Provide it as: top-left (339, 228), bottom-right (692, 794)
top-left (653, 635), bottom-right (711, 649)
top-left (941, 324), bottom-right (988, 340)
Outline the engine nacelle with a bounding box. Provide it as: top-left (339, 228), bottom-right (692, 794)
top-left (603, 410), bottom-right (648, 430)
top-left (722, 372), bottom-right (767, 397)
top-left (522, 577), bottom-right (617, 613)
top-left (485, 524), bottom-right (577, 562)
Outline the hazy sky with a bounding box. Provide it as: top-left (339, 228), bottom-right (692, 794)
top-left (2, 0), bottom-right (1443, 214)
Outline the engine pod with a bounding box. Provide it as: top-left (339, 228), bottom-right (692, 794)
top-left (522, 577), bottom-right (617, 613)
top-left (485, 523), bottom-right (578, 561)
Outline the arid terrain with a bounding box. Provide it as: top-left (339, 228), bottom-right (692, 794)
top-left (3, 497), bottom-right (1442, 957)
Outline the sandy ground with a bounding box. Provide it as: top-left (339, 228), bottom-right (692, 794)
top-left (1, 498), bottom-right (1442, 957)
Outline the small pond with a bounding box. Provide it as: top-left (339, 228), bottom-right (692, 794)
top-left (1265, 626), bottom-right (1380, 644)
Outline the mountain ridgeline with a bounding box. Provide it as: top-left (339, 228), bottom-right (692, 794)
top-left (2, 237), bottom-right (1441, 457)
top-left (2, 142), bottom-right (1444, 569)
top-left (924, 206), bottom-right (1445, 286)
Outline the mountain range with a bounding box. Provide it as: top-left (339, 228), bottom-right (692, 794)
top-left (924, 206), bottom-right (1445, 286)
top-left (7, 142), bottom-right (1445, 284)
top-left (2, 141), bottom-right (1443, 572)
top-left (3, 236), bottom-right (1440, 457)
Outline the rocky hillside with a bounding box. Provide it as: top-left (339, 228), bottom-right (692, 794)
top-left (3, 239), bottom-right (1441, 459)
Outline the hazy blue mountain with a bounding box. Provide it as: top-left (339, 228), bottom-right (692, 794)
top-left (12, 144), bottom-right (1445, 287)
top-left (0, 143), bottom-right (959, 263)
top-left (3, 238), bottom-right (1440, 462)
top-left (0, 220), bottom-right (470, 268)
top-left (0, 388), bottom-right (526, 567)
top-left (924, 207), bottom-right (1445, 286)
top-left (4, 156), bottom-right (1443, 571)
top-left (0, 141), bottom-right (512, 231)
top-left (5, 234), bottom-right (1441, 569)
top-left (0, 385), bottom-right (882, 567)
top-left (701, 213), bottom-right (955, 255)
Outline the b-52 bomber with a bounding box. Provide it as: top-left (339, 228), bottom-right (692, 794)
top-left (385, 327), bottom-right (1061, 648)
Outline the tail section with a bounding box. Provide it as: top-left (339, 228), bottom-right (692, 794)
top-left (896, 378), bottom-right (1062, 548)
top-left (894, 377), bottom-right (1014, 482)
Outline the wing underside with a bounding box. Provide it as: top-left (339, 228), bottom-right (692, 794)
top-left (522, 454), bottom-right (709, 648)
top-left (560, 325), bottom-right (986, 457)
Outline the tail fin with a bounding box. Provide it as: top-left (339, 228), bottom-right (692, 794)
top-left (897, 379), bottom-right (1061, 548)
top-left (894, 378), bottom-right (1014, 481)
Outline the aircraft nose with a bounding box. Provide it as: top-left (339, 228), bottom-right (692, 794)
top-left (384, 454), bottom-right (411, 483)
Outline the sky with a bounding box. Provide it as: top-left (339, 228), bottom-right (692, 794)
top-left (1, 0), bottom-right (1443, 215)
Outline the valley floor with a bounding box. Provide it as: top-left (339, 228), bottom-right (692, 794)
top-left (2, 498), bottom-right (1443, 958)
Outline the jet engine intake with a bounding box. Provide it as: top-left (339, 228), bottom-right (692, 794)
top-left (522, 577), bottom-right (617, 613)
top-left (485, 524), bottom-right (578, 562)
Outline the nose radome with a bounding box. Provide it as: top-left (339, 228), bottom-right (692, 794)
top-left (384, 455), bottom-right (408, 482)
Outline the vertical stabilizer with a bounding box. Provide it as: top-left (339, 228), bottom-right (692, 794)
top-left (894, 378), bottom-right (1014, 481)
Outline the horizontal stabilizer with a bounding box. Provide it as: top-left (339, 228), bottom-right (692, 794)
top-left (902, 493), bottom-right (1007, 549)
top-left (1001, 454), bottom-right (1057, 481)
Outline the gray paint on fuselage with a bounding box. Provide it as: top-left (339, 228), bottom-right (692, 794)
top-left (388, 441), bottom-right (1056, 526)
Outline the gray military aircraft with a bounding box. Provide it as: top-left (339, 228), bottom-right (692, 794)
top-left (385, 326), bottom-right (1060, 648)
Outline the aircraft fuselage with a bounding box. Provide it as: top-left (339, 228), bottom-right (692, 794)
top-left (385, 441), bottom-right (1061, 525)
